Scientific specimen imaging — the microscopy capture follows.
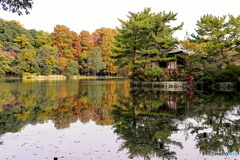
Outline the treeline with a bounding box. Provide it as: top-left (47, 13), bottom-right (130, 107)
top-left (1, 7), bottom-right (240, 83)
top-left (0, 19), bottom-right (119, 77)
top-left (111, 8), bottom-right (240, 84)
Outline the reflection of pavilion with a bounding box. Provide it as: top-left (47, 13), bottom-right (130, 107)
top-left (112, 88), bottom-right (240, 160)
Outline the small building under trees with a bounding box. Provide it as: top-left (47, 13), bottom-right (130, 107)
top-left (138, 44), bottom-right (194, 77)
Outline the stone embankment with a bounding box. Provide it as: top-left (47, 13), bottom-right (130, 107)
top-left (212, 82), bottom-right (236, 92)
top-left (130, 81), bottom-right (195, 91)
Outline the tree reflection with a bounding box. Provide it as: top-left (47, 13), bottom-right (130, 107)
top-left (186, 92), bottom-right (240, 155)
top-left (112, 90), bottom-right (184, 160)
top-left (0, 80), bottom-right (129, 132)
top-left (0, 80), bottom-right (239, 159)
top-left (111, 89), bottom-right (240, 159)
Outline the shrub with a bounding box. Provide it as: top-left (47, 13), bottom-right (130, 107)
top-left (216, 65), bottom-right (240, 82)
top-left (131, 66), bottom-right (164, 81)
top-left (22, 72), bottom-right (37, 78)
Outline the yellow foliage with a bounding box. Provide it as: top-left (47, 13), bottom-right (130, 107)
top-left (59, 57), bottom-right (67, 71)
top-left (14, 111), bottom-right (30, 121)
top-left (181, 40), bottom-right (207, 55)
top-left (98, 28), bottom-right (119, 74)
top-left (13, 34), bottom-right (30, 48)
top-left (10, 20), bottom-right (23, 27)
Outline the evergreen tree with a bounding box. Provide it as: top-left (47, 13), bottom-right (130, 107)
top-left (113, 8), bottom-right (183, 79)
top-left (190, 14), bottom-right (240, 67)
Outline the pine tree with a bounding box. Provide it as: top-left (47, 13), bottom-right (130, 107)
top-left (112, 8), bottom-right (183, 79)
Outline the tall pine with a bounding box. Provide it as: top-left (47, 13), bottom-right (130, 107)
top-left (113, 8), bottom-right (183, 78)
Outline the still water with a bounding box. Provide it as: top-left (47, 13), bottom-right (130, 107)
top-left (0, 79), bottom-right (239, 160)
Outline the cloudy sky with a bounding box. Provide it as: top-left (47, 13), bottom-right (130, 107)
top-left (0, 0), bottom-right (239, 40)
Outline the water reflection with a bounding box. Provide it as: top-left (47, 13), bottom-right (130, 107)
top-left (0, 80), bottom-right (130, 134)
top-left (0, 80), bottom-right (239, 159)
top-left (111, 89), bottom-right (240, 159)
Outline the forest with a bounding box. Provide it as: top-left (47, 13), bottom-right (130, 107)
top-left (1, 7), bottom-right (240, 85)
top-left (0, 19), bottom-right (119, 77)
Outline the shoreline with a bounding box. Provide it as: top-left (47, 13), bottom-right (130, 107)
top-left (0, 75), bottom-right (126, 80)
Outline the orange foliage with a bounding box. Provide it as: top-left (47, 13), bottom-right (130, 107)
top-left (51, 25), bottom-right (82, 60)
top-left (59, 57), bottom-right (67, 71)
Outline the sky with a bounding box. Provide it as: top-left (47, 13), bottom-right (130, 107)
top-left (0, 0), bottom-right (240, 40)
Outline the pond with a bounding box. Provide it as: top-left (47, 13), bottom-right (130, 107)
top-left (0, 79), bottom-right (239, 160)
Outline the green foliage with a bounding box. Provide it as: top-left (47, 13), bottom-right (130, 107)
top-left (34, 31), bottom-right (53, 48)
top-left (197, 67), bottom-right (218, 86)
top-left (131, 66), bottom-right (164, 81)
top-left (63, 59), bottom-right (80, 77)
top-left (1, 10), bottom-right (240, 81)
top-left (18, 48), bottom-right (36, 62)
top-left (88, 46), bottom-right (106, 75)
top-left (113, 8), bottom-right (183, 80)
top-left (13, 34), bottom-right (31, 48)
top-left (190, 64), bottom-right (240, 88)
top-left (190, 14), bottom-right (240, 66)
top-left (36, 45), bottom-right (60, 75)
top-left (0, 19), bottom-right (35, 46)
top-left (0, 50), bottom-right (15, 75)
top-left (143, 66), bottom-right (164, 81)
top-left (182, 14), bottom-right (240, 86)
top-left (216, 65), bottom-right (240, 82)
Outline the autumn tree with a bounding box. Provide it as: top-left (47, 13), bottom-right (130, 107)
top-left (79, 30), bottom-right (95, 51)
top-left (91, 31), bottom-right (101, 47)
top-left (34, 31), bottom-right (53, 48)
top-left (50, 25), bottom-right (82, 60)
top-left (0, 50), bottom-right (15, 75)
top-left (71, 32), bottom-right (82, 61)
top-left (79, 30), bottom-right (96, 74)
top-left (59, 57), bottom-right (67, 72)
top-left (36, 45), bottom-right (60, 75)
top-left (11, 48), bottom-right (37, 75)
top-left (13, 34), bottom-right (31, 49)
top-left (97, 28), bottom-right (118, 75)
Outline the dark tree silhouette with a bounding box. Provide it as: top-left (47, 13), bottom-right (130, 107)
top-left (0, 0), bottom-right (33, 15)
